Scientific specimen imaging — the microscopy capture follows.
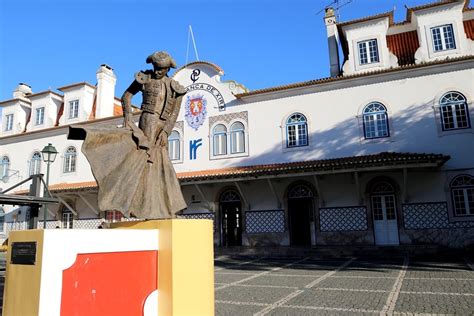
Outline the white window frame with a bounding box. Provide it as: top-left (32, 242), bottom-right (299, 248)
top-left (230, 121), bottom-right (246, 154)
top-left (29, 152), bottom-right (42, 176)
top-left (62, 210), bottom-right (74, 229)
top-left (212, 124), bottom-right (227, 156)
top-left (431, 24), bottom-right (456, 52)
top-left (68, 99), bottom-right (80, 120)
top-left (357, 39), bottom-right (379, 65)
top-left (362, 102), bottom-right (390, 139)
top-left (1, 156), bottom-right (10, 179)
top-left (168, 130), bottom-right (181, 162)
top-left (210, 120), bottom-right (249, 160)
top-left (450, 175), bottom-right (474, 217)
top-left (286, 113), bottom-right (308, 148)
top-left (439, 91), bottom-right (470, 131)
top-left (4, 114), bottom-right (14, 131)
top-left (35, 107), bottom-right (45, 126)
top-left (63, 146), bottom-right (77, 174)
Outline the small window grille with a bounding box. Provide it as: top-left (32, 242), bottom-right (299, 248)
top-left (288, 184), bottom-right (313, 199)
top-left (220, 190), bottom-right (241, 202)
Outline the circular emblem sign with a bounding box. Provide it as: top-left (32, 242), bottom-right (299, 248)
top-left (185, 94), bottom-right (207, 130)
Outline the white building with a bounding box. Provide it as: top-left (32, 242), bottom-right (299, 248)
top-left (1, 0), bottom-right (473, 248)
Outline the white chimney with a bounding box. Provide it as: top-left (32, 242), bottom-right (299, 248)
top-left (13, 83), bottom-right (32, 100)
top-left (95, 64), bottom-right (117, 118)
top-left (324, 8), bottom-right (340, 77)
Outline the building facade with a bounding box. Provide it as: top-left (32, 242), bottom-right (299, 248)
top-left (1, 0), bottom-right (473, 248)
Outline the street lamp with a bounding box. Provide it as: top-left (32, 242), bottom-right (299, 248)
top-left (41, 143), bottom-right (58, 229)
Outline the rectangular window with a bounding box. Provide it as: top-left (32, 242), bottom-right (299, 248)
top-left (4, 114), bottom-right (14, 131)
top-left (431, 24), bottom-right (456, 52)
top-left (213, 134), bottom-right (227, 156)
top-left (231, 131), bottom-right (245, 154)
top-left (440, 104), bottom-right (470, 130)
top-left (168, 139), bottom-right (180, 160)
top-left (68, 100), bottom-right (79, 119)
top-left (35, 107), bottom-right (45, 125)
top-left (62, 212), bottom-right (73, 229)
top-left (358, 39), bottom-right (379, 65)
top-left (106, 210), bottom-right (123, 223)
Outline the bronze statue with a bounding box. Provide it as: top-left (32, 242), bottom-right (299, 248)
top-left (68, 51), bottom-right (187, 219)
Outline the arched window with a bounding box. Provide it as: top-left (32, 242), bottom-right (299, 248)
top-left (230, 122), bottom-right (245, 154)
top-left (220, 189), bottom-right (241, 202)
top-left (286, 113), bottom-right (308, 148)
top-left (440, 92), bottom-right (470, 130)
top-left (29, 152), bottom-right (42, 176)
top-left (288, 184), bottom-right (314, 199)
top-left (451, 175), bottom-right (474, 216)
top-left (363, 102), bottom-right (389, 139)
top-left (168, 130), bottom-right (181, 161)
top-left (213, 124), bottom-right (227, 156)
top-left (1, 156), bottom-right (9, 179)
top-left (63, 146), bottom-right (77, 173)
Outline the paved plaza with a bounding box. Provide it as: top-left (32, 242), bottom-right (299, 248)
top-left (215, 255), bottom-right (474, 315)
top-left (0, 253), bottom-right (473, 314)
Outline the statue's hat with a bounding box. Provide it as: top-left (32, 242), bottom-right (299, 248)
top-left (146, 51), bottom-right (177, 69)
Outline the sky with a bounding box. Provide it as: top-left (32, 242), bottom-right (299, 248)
top-left (0, 0), bottom-right (433, 102)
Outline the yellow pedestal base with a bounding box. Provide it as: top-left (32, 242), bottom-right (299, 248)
top-left (111, 219), bottom-right (215, 316)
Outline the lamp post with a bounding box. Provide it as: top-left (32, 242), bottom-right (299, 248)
top-left (41, 143), bottom-right (58, 229)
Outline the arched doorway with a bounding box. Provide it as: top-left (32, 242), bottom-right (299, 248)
top-left (220, 189), bottom-right (242, 246)
top-left (369, 180), bottom-right (400, 245)
top-left (288, 184), bottom-right (314, 246)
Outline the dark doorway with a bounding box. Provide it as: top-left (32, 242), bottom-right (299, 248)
top-left (220, 190), bottom-right (242, 246)
top-left (288, 184), bottom-right (314, 246)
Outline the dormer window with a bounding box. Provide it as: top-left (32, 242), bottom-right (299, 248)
top-left (35, 107), bottom-right (45, 126)
top-left (68, 100), bottom-right (79, 119)
top-left (358, 39), bottom-right (379, 65)
top-left (4, 114), bottom-right (13, 131)
top-left (431, 24), bottom-right (456, 52)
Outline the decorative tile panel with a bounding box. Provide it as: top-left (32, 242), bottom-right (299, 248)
top-left (209, 111), bottom-right (248, 126)
top-left (246, 210), bottom-right (285, 234)
top-left (403, 202), bottom-right (474, 229)
top-left (319, 207), bottom-right (368, 232)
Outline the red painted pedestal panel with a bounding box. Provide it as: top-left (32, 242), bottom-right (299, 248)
top-left (60, 251), bottom-right (158, 316)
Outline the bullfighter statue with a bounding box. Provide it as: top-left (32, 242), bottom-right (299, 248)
top-left (68, 51), bottom-right (187, 219)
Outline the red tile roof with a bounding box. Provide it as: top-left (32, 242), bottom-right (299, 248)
top-left (386, 31), bottom-right (420, 66)
top-left (177, 152), bottom-right (449, 183)
top-left (235, 55), bottom-right (474, 98)
top-left (14, 152), bottom-right (448, 194)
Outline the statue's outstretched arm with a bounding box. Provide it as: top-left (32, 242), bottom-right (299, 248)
top-left (121, 80), bottom-right (141, 127)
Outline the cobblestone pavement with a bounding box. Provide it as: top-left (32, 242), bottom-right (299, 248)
top-left (215, 256), bottom-right (474, 315)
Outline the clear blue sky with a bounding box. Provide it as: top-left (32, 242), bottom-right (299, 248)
top-left (0, 0), bottom-right (431, 101)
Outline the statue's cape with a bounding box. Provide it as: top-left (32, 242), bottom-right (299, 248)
top-left (68, 125), bottom-right (186, 219)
